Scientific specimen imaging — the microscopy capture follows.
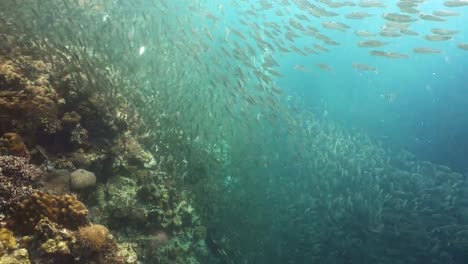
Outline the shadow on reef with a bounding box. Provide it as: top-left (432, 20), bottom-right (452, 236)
top-left (0, 33), bottom-right (210, 263)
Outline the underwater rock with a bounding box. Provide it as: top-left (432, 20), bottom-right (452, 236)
top-left (69, 149), bottom-right (93, 169)
top-left (70, 168), bottom-right (96, 190)
top-left (0, 155), bottom-right (41, 214)
top-left (40, 169), bottom-right (70, 195)
top-left (0, 133), bottom-right (30, 161)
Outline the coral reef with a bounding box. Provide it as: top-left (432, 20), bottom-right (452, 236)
top-left (76, 224), bottom-right (112, 252)
top-left (0, 228), bottom-right (17, 254)
top-left (7, 191), bottom-right (89, 233)
top-left (70, 169), bottom-right (96, 190)
top-left (31, 217), bottom-right (134, 264)
top-left (0, 133), bottom-right (30, 161)
top-left (0, 248), bottom-right (29, 264)
top-left (61, 111), bottom-right (81, 127)
top-left (0, 17), bottom-right (207, 263)
top-left (0, 155), bottom-right (41, 214)
top-left (0, 228), bottom-right (30, 264)
top-left (115, 243), bottom-right (138, 264)
top-left (0, 56), bottom-right (61, 141)
top-left (112, 133), bottom-right (157, 170)
top-left (74, 224), bottom-right (127, 263)
top-left (39, 169), bottom-right (70, 195)
top-left (94, 173), bottom-right (207, 263)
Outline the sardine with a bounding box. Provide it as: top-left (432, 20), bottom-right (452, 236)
top-left (413, 47), bottom-right (442, 54)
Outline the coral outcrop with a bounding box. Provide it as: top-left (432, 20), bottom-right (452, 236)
top-left (0, 57), bottom-right (61, 141)
top-left (7, 191), bottom-right (89, 233)
top-left (95, 173), bottom-right (207, 263)
top-left (70, 169), bottom-right (96, 190)
top-left (0, 21), bottom-right (208, 263)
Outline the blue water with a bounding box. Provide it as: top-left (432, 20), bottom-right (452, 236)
top-left (267, 2), bottom-right (468, 172)
top-left (3, 0), bottom-right (468, 263)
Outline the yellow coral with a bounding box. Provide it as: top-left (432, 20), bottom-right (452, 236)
top-left (39, 239), bottom-right (70, 255)
top-left (0, 228), bottom-right (17, 256)
top-left (0, 248), bottom-right (30, 264)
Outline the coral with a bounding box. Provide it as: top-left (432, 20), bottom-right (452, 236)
top-left (32, 217), bottom-right (135, 263)
top-left (8, 191), bottom-right (89, 233)
top-left (0, 59), bottom-right (22, 90)
top-left (70, 169), bottom-right (96, 190)
top-left (75, 224), bottom-right (113, 252)
top-left (74, 224), bottom-right (139, 264)
top-left (115, 243), bottom-right (138, 264)
top-left (70, 124), bottom-right (89, 147)
top-left (96, 176), bottom-right (145, 223)
top-left (68, 149), bottom-right (108, 174)
top-left (139, 184), bottom-right (195, 230)
top-left (34, 218), bottom-right (76, 259)
top-left (39, 238), bottom-right (70, 255)
top-left (144, 231), bottom-right (208, 264)
top-left (39, 117), bottom-right (62, 135)
top-left (113, 133), bottom-right (156, 170)
top-left (0, 133), bottom-right (30, 161)
top-left (61, 111), bottom-right (81, 127)
top-left (0, 57), bottom-right (61, 139)
top-left (0, 228), bottom-right (17, 255)
top-left (0, 248), bottom-right (30, 264)
top-left (0, 155), bottom-right (41, 213)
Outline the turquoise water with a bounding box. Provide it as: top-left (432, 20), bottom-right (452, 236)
top-left (2, 0), bottom-right (468, 263)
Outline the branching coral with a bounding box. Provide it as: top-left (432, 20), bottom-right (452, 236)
top-left (0, 155), bottom-right (41, 214)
